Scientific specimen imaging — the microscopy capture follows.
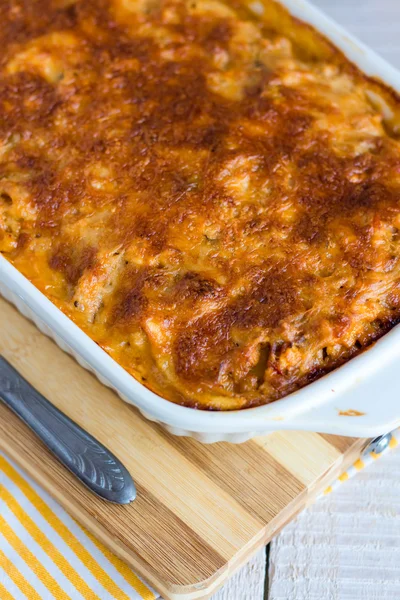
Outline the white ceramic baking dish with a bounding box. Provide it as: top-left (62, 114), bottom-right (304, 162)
top-left (2, 0), bottom-right (400, 443)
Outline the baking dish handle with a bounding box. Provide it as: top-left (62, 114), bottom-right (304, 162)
top-left (271, 354), bottom-right (400, 437)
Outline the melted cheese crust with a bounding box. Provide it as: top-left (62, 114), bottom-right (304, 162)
top-left (1, 0), bottom-right (400, 409)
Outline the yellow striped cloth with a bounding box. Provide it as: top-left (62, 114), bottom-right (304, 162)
top-left (0, 454), bottom-right (157, 600)
top-left (1, 432), bottom-right (398, 599)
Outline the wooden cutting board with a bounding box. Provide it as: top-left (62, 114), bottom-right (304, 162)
top-left (0, 297), bottom-right (367, 600)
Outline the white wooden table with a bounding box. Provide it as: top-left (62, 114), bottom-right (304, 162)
top-left (210, 1), bottom-right (400, 598)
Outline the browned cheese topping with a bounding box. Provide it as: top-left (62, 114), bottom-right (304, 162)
top-left (1, 0), bottom-right (400, 409)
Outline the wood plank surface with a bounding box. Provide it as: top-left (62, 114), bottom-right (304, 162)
top-left (213, 549), bottom-right (267, 600)
top-left (0, 297), bottom-right (367, 599)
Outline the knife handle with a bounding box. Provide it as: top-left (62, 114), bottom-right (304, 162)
top-left (0, 356), bottom-right (136, 504)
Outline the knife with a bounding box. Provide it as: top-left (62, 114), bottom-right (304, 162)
top-left (0, 355), bottom-right (136, 504)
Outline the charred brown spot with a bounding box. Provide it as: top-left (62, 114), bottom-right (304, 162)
top-left (0, 73), bottom-right (59, 136)
top-left (231, 268), bottom-right (301, 329)
top-left (250, 342), bottom-right (271, 388)
top-left (0, 0), bottom-right (78, 50)
top-left (49, 245), bottom-right (96, 285)
top-left (16, 232), bottom-right (30, 250)
top-left (174, 309), bottom-right (233, 382)
top-left (173, 272), bottom-right (223, 302)
top-left (111, 269), bottom-right (149, 324)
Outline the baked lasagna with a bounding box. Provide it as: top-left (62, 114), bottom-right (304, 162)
top-left (1, 0), bottom-right (400, 410)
